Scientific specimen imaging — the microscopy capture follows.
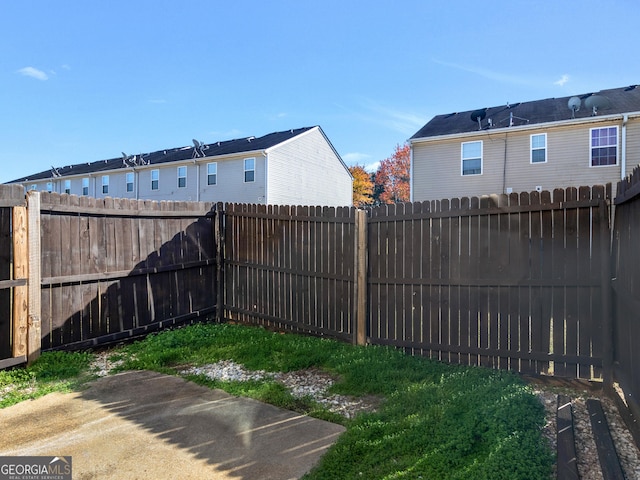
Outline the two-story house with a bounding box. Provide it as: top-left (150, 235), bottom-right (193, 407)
top-left (409, 85), bottom-right (640, 201)
top-left (9, 126), bottom-right (353, 207)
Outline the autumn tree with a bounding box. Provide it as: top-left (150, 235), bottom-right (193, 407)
top-left (349, 165), bottom-right (374, 207)
top-left (374, 144), bottom-right (410, 204)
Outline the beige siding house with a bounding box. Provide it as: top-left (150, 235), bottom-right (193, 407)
top-left (410, 85), bottom-right (640, 201)
top-left (10, 126), bottom-right (353, 207)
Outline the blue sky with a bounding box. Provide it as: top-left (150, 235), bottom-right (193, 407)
top-left (2, 0), bottom-right (639, 183)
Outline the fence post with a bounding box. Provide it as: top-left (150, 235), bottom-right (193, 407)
top-left (12, 206), bottom-right (28, 358)
top-left (26, 192), bottom-right (41, 364)
top-left (354, 209), bottom-right (368, 346)
top-left (600, 198), bottom-right (614, 393)
top-left (215, 202), bottom-right (225, 324)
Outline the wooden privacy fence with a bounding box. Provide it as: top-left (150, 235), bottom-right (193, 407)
top-left (0, 184), bottom-right (615, 388)
top-left (221, 186), bottom-right (612, 381)
top-left (0, 188), bottom-right (220, 368)
top-left (612, 166), bottom-right (640, 431)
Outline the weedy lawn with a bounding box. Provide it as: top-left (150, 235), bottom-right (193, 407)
top-left (0, 323), bottom-right (553, 479)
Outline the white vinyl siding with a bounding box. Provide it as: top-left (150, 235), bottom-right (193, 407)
top-left (461, 141), bottom-right (482, 175)
top-left (265, 127), bottom-right (352, 206)
top-left (531, 133), bottom-right (547, 163)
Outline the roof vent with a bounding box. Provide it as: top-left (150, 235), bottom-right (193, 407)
top-left (625, 85), bottom-right (637, 91)
top-left (247, 136), bottom-right (255, 142)
top-left (584, 95), bottom-right (611, 116)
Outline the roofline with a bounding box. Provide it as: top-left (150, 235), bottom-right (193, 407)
top-left (11, 150), bottom-right (270, 183)
top-left (409, 110), bottom-right (640, 144)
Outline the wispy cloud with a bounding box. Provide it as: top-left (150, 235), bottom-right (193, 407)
top-left (432, 58), bottom-right (537, 87)
top-left (343, 99), bottom-right (426, 136)
top-left (554, 74), bottom-right (570, 86)
top-left (17, 66), bottom-right (48, 81)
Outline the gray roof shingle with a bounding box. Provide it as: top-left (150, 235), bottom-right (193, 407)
top-left (411, 85), bottom-right (640, 139)
top-left (10, 127), bottom-right (316, 183)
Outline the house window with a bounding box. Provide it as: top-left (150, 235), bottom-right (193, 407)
top-left (102, 175), bottom-right (109, 195)
top-left (461, 141), bottom-right (482, 175)
top-left (126, 172), bottom-right (134, 193)
top-left (177, 166), bottom-right (187, 188)
top-left (244, 158), bottom-right (255, 182)
top-left (64, 180), bottom-right (71, 194)
top-left (207, 162), bottom-right (217, 185)
top-left (531, 134), bottom-right (547, 163)
top-left (591, 126), bottom-right (618, 166)
top-left (46, 182), bottom-right (53, 193)
top-left (82, 178), bottom-right (89, 196)
top-left (30, 185), bottom-right (37, 191)
top-left (151, 169), bottom-right (159, 190)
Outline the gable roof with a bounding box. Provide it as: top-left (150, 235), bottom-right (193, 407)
top-left (411, 85), bottom-right (640, 140)
top-left (9, 126), bottom-right (317, 183)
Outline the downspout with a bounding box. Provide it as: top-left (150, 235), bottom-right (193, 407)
top-left (502, 133), bottom-right (508, 194)
top-left (263, 152), bottom-right (268, 205)
top-left (621, 114), bottom-right (628, 180)
top-left (409, 144), bottom-right (414, 202)
top-left (194, 159), bottom-right (200, 202)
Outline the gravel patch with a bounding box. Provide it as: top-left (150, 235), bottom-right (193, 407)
top-left (534, 385), bottom-right (640, 479)
top-left (180, 360), bottom-right (381, 419)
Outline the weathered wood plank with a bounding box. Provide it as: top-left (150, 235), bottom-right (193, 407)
top-left (587, 399), bottom-right (625, 480)
top-left (557, 395), bottom-right (579, 480)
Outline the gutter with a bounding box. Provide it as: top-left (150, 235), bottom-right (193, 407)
top-left (622, 114), bottom-right (628, 181)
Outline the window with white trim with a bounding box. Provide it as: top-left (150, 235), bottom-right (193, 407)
top-left (102, 175), bottom-right (109, 195)
top-left (64, 179), bottom-right (71, 194)
top-left (461, 141), bottom-right (482, 175)
top-left (207, 162), bottom-right (217, 185)
top-left (82, 178), bottom-right (89, 196)
top-left (177, 166), bottom-right (187, 188)
top-left (530, 133), bottom-right (547, 163)
top-left (46, 182), bottom-right (53, 193)
top-left (126, 172), bottom-right (134, 193)
top-left (30, 185), bottom-right (37, 191)
top-left (151, 169), bottom-right (159, 190)
top-left (590, 126), bottom-right (618, 166)
top-left (244, 158), bottom-right (255, 182)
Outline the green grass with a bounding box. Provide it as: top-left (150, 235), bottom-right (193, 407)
top-left (0, 323), bottom-right (553, 479)
top-left (0, 351), bottom-right (93, 408)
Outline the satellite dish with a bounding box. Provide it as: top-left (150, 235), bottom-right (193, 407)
top-left (584, 95), bottom-right (611, 115)
top-left (470, 109), bottom-right (487, 130)
top-left (568, 97), bottom-right (581, 118)
top-left (192, 139), bottom-right (200, 148)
